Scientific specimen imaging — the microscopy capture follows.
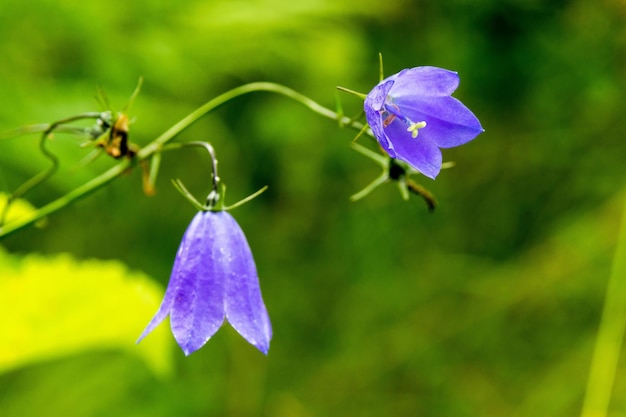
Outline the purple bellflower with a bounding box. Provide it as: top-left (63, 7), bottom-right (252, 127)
top-left (364, 66), bottom-right (484, 179)
top-left (137, 210), bottom-right (272, 355)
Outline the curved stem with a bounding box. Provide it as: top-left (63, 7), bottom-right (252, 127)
top-left (161, 141), bottom-right (220, 209)
top-left (0, 113), bottom-right (105, 228)
top-left (0, 160), bottom-right (132, 238)
top-left (0, 133), bottom-right (59, 227)
top-left (0, 82), bottom-right (367, 239)
top-left (137, 82), bottom-right (367, 159)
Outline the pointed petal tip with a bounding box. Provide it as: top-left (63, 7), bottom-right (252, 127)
top-left (255, 341), bottom-right (271, 355)
top-left (174, 329), bottom-right (220, 356)
top-left (239, 326), bottom-right (272, 355)
top-left (238, 330), bottom-right (271, 355)
top-left (135, 333), bottom-right (147, 345)
top-left (410, 158), bottom-right (440, 180)
top-left (135, 316), bottom-right (164, 345)
top-left (179, 340), bottom-right (203, 356)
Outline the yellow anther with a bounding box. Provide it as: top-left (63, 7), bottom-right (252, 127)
top-left (407, 121), bottom-right (427, 138)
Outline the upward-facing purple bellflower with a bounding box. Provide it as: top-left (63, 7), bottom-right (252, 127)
top-left (137, 210), bottom-right (272, 355)
top-left (364, 66), bottom-right (484, 179)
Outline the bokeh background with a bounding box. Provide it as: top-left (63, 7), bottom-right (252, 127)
top-left (1, 0), bottom-right (626, 416)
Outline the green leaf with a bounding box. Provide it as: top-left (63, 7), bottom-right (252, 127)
top-left (0, 192), bottom-right (41, 226)
top-left (0, 249), bottom-right (172, 376)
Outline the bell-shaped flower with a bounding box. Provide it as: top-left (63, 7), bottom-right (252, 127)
top-left (364, 66), bottom-right (484, 179)
top-left (137, 210), bottom-right (272, 355)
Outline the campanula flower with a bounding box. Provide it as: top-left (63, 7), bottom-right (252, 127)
top-left (137, 210), bottom-right (272, 355)
top-left (364, 66), bottom-right (484, 179)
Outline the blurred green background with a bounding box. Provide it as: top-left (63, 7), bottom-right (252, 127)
top-left (1, 0), bottom-right (626, 416)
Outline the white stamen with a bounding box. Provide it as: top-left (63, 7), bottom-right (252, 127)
top-left (407, 121), bottom-right (427, 138)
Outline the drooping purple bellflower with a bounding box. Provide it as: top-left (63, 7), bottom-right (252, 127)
top-left (137, 210), bottom-right (272, 355)
top-left (364, 66), bottom-right (484, 179)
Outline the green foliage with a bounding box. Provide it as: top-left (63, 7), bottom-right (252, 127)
top-left (0, 193), bottom-right (38, 225)
top-left (0, 248), bottom-right (172, 376)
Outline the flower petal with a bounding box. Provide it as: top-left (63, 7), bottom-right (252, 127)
top-left (136, 285), bottom-right (174, 344)
top-left (136, 213), bottom-right (208, 346)
top-left (170, 212), bottom-right (226, 356)
top-left (222, 212), bottom-right (272, 355)
top-left (397, 95), bottom-right (484, 148)
top-left (365, 78), bottom-right (394, 111)
top-left (388, 67), bottom-right (460, 99)
top-left (385, 118), bottom-right (443, 179)
top-left (364, 79), bottom-right (396, 156)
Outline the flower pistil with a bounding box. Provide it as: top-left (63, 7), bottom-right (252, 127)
top-left (382, 101), bottom-right (427, 138)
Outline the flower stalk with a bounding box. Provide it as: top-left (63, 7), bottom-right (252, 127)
top-left (0, 82), bottom-right (370, 240)
top-left (1, 65), bottom-right (484, 238)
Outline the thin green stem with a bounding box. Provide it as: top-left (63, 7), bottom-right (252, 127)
top-left (161, 141), bottom-right (221, 210)
top-left (171, 178), bottom-right (206, 212)
top-left (147, 152), bottom-right (161, 192)
top-left (351, 142), bottom-right (387, 167)
top-left (336, 86), bottom-right (367, 100)
top-left (138, 82), bottom-right (367, 159)
top-left (223, 185), bottom-right (268, 211)
top-left (0, 132), bottom-right (59, 227)
top-left (581, 192), bottom-right (626, 417)
top-left (0, 114), bottom-right (106, 227)
top-left (161, 141), bottom-right (220, 195)
top-left (350, 173), bottom-right (388, 202)
top-left (0, 159), bottom-right (132, 238)
top-left (0, 82), bottom-right (368, 239)
top-left (1, 124), bottom-right (91, 140)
